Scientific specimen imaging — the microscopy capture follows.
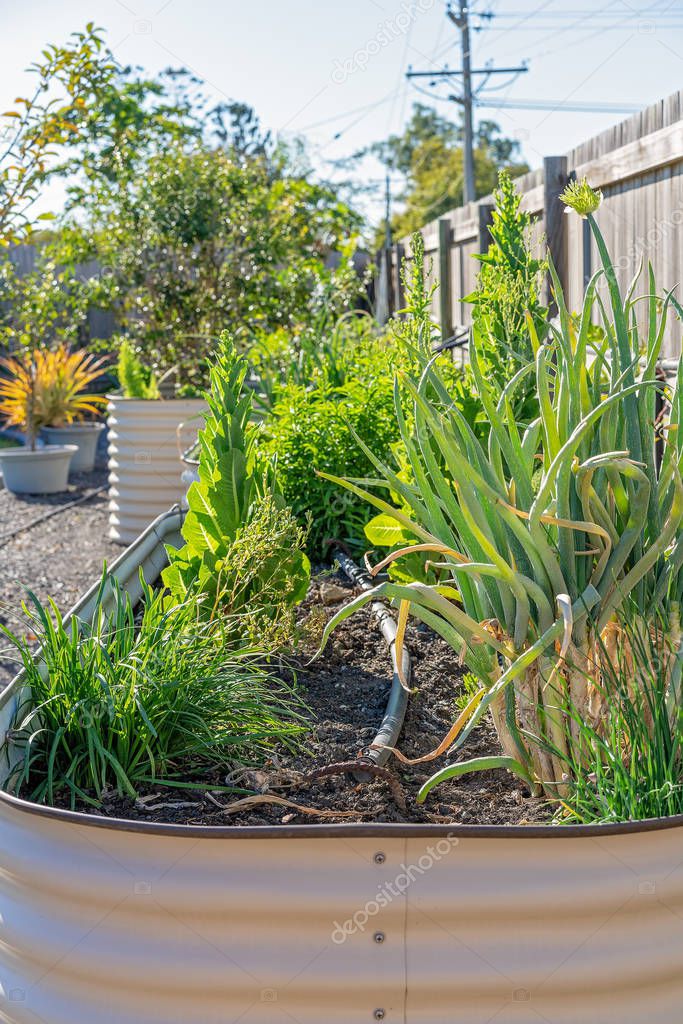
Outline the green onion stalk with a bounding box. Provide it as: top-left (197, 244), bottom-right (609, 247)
top-left (319, 180), bottom-right (683, 802)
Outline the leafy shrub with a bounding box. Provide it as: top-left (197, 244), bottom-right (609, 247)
top-left (211, 495), bottom-right (310, 647)
top-left (116, 339), bottom-right (159, 399)
top-left (259, 254), bottom-right (468, 561)
top-left (465, 169), bottom-right (547, 403)
top-left (79, 144), bottom-right (362, 393)
top-left (262, 330), bottom-right (405, 557)
top-left (1, 579), bottom-right (307, 807)
top-left (249, 308), bottom-right (374, 414)
top-left (0, 258), bottom-right (102, 351)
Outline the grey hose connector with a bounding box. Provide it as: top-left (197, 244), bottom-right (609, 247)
top-left (333, 550), bottom-right (411, 774)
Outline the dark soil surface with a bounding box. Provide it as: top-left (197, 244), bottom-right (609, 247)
top-left (70, 575), bottom-right (553, 828)
top-left (0, 467), bottom-right (119, 688)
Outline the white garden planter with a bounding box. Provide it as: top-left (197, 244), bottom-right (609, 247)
top-left (1, 511), bottom-right (683, 1023)
top-left (106, 395), bottom-right (204, 544)
top-left (0, 444), bottom-right (77, 495)
top-left (41, 423), bottom-right (105, 473)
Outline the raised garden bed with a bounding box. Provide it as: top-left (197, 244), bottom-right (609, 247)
top-left (1, 514), bottom-right (683, 1024)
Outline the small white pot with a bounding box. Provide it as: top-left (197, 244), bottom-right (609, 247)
top-left (0, 445), bottom-right (77, 495)
top-left (41, 423), bottom-right (105, 473)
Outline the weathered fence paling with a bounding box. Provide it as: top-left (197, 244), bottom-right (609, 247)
top-left (379, 88), bottom-right (683, 358)
top-left (438, 219), bottom-right (453, 342)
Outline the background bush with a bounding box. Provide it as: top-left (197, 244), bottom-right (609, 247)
top-left (262, 328), bottom-right (403, 558)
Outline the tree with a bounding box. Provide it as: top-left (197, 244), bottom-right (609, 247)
top-left (55, 65), bottom-right (273, 206)
top-left (362, 103), bottom-right (528, 241)
top-left (65, 143), bottom-right (362, 392)
top-left (4, 26), bottom-right (363, 392)
top-left (0, 24), bottom-right (115, 244)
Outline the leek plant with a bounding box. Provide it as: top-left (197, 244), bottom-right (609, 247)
top-left (321, 180), bottom-right (683, 802)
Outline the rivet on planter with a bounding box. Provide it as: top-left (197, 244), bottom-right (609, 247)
top-left (373, 851), bottom-right (386, 864)
top-left (373, 931), bottom-right (385, 944)
top-left (373, 1010), bottom-right (386, 1020)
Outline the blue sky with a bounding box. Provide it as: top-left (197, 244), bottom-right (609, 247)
top-left (4, 0), bottom-right (683, 224)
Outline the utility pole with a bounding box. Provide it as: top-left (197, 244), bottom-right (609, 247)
top-left (448, 2), bottom-right (475, 204)
top-left (406, 4), bottom-right (527, 206)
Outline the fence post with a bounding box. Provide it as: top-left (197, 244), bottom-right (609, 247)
top-left (543, 155), bottom-right (570, 310)
top-left (477, 203), bottom-right (494, 253)
top-left (374, 247), bottom-right (394, 324)
top-left (393, 242), bottom-right (405, 314)
top-left (383, 247), bottom-right (395, 319)
top-left (438, 218), bottom-right (453, 342)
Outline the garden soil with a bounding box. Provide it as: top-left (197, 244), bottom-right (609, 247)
top-left (73, 573), bottom-right (553, 828)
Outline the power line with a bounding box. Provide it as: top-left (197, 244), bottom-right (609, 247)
top-left (297, 91), bottom-right (400, 134)
top-left (489, 7), bottom-right (683, 17)
top-left (406, 66), bottom-right (532, 77)
top-left (406, 1), bottom-right (528, 203)
top-left (445, 0), bottom-right (558, 52)
top-left (494, 0), bottom-right (640, 59)
top-left (477, 97), bottom-right (641, 112)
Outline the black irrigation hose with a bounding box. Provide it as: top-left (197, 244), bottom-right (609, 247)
top-left (0, 485), bottom-right (107, 549)
top-left (333, 548), bottom-right (411, 777)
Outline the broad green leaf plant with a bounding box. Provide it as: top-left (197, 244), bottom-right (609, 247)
top-left (162, 332), bottom-right (309, 645)
top-left (321, 182), bottom-right (683, 803)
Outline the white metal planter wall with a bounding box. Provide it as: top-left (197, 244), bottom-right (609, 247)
top-left (2, 513), bottom-right (683, 1023)
top-left (1, 802), bottom-right (683, 1024)
top-left (106, 396), bottom-right (204, 544)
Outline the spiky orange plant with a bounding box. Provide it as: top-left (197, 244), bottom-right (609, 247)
top-left (0, 346), bottom-right (108, 449)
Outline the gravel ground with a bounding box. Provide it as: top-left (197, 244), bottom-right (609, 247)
top-left (0, 467), bottom-right (120, 688)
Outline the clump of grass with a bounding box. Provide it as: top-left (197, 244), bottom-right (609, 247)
top-left (557, 599), bottom-right (683, 824)
top-left (1, 573), bottom-right (308, 808)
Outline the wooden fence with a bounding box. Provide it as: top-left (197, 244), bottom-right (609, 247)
top-left (7, 243), bottom-right (116, 343)
top-left (377, 89), bottom-right (683, 359)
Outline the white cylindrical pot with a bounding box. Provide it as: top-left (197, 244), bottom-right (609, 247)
top-left (0, 445), bottom-right (77, 495)
top-left (41, 423), bottom-right (105, 473)
top-left (106, 396), bottom-right (204, 544)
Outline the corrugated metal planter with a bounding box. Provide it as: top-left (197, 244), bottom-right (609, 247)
top-left (106, 396), bottom-right (204, 544)
top-left (1, 514), bottom-right (683, 1023)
